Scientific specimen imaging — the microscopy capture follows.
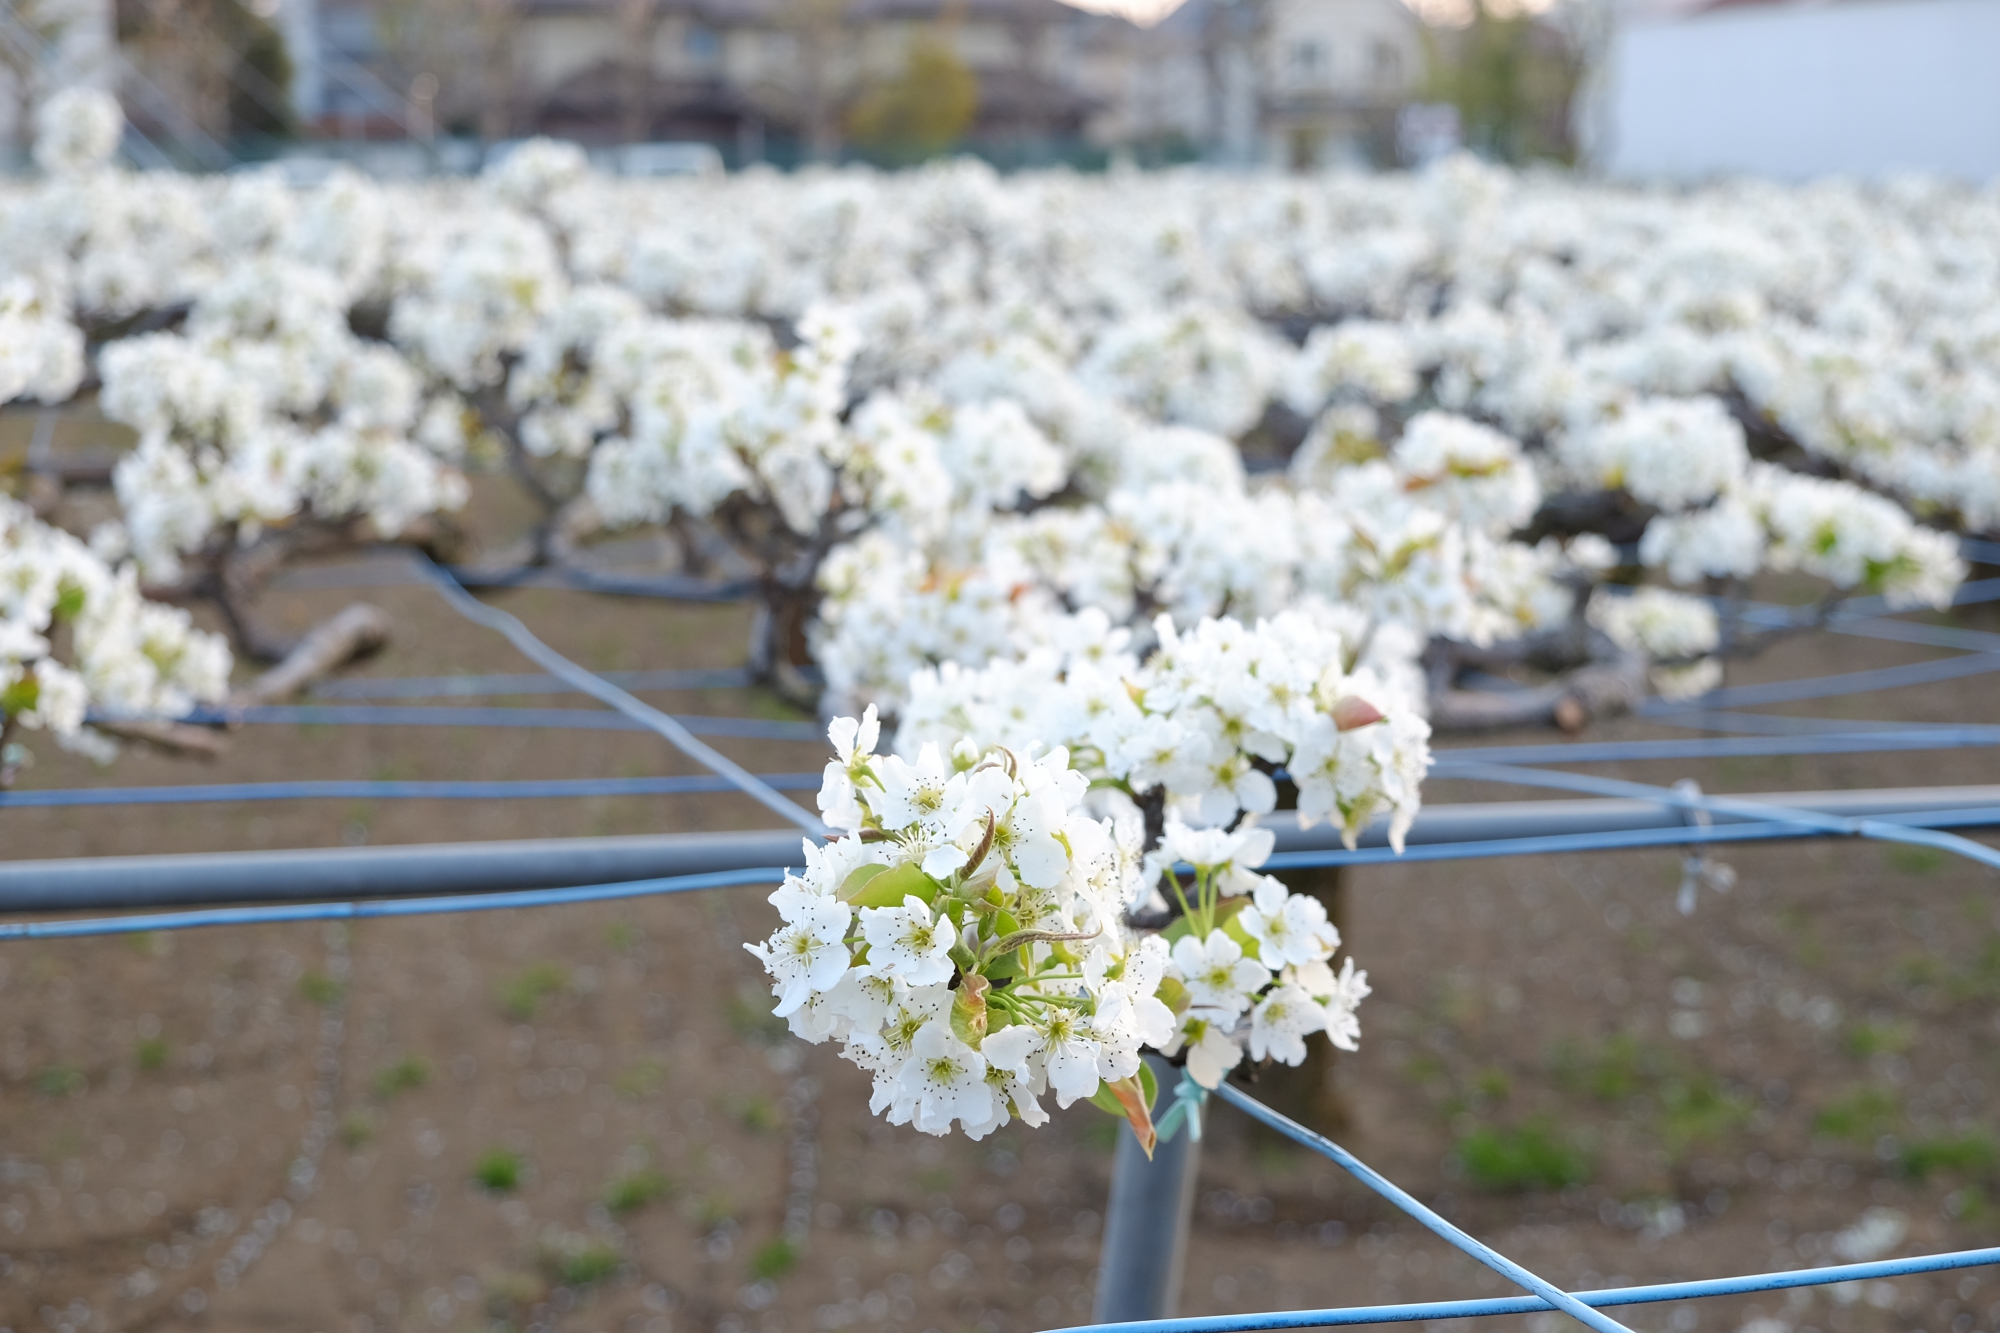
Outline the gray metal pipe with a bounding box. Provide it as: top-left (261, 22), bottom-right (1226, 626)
top-left (0, 829), bottom-right (810, 911)
top-left (4, 786), bottom-right (1996, 913)
top-left (1095, 1057), bottom-right (1202, 1325)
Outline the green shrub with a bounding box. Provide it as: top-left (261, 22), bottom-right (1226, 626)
top-left (1901, 1133), bottom-right (1998, 1181)
top-left (749, 1237), bottom-right (798, 1282)
top-left (500, 964), bottom-right (569, 1021)
top-left (475, 1148), bottom-right (524, 1192)
top-left (372, 1055), bottom-right (431, 1099)
top-left (1454, 1121), bottom-right (1590, 1192)
top-left (604, 1168), bottom-right (672, 1214)
top-left (1813, 1086), bottom-right (1899, 1142)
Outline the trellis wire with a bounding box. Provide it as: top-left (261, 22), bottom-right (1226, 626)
top-left (166, 702), bottom-right (821, 742)
top-left (1446, 761), bottom-right (2000, 872)
top-left (311, 667), bottom-right (756, 698)
top-left (270, 557), bottom-right (755, 602)
top-left (0, 773), bottom-right (821, 808)
top-left (1640, 650), bottom-right (2000, 709)
top-left (405, 556), bottom-right (825, 834)
top-left (1051, 1083), bottom-right (2000, 1333)
top-left (12, 729), bottom-right (2000, 810)
top-left (1642, 711), bottom-right (1983, 736)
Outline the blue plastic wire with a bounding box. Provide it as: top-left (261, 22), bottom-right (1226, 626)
top-left (0, 867), bottom-right (790, 940)
top-left (1638, 652), bottom-right (2000, 710)
top-left (1448, 762), bottom-right (2000, 873)
top-left (1208, 1084), bottom-right (1635, 1333)
top-left (270, 557), bottom-right (755, 602)
top-left (163, 703), bottom-right (822, 742)
top-left (1430, 727), bottom-right (2000, 767)
top-left (1259, 807), bottom-right (2000, 871)
top-left (12, 735), bottom-right (1995, 812)
top-left (311, 667), bottom-right (756, 699)
top-left (406, 555), bottom-right (826, 834)
top-left (0, 774), bottom-right (822, 809)
top-left (1822, 614), bottom-right (2000, 654)
top-left (1640, 711), bottom-right (1980, 736)
top-left (1045, 1246), bottom-right (2000, 1331)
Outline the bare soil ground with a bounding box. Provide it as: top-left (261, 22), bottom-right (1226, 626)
top-left (3, 421), bottom-right (1999, 1333)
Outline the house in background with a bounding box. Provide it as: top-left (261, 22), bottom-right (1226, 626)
top-left (1103, 0), bottom-right (1422, 165)
top-left (273, 0), bottom-right (1426, 166)
top-left (1594, 0), bottom-right (2000, 180)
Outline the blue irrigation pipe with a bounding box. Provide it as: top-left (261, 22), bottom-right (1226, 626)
top-left (1044, 1245), bottom-right (2000, 1332)
top-left (1207, 1085), bottom-right (1634, 1333)
top-left (311, 667), bottom-right (756, 699)
top-left (170, 703), bottom-right (823, 742)
top-left (0, 773), bottom-right (822, 809)
top-left (0, 867), bottom-right (789, 940)
top-left (410, 556), bottom-right (824, 834)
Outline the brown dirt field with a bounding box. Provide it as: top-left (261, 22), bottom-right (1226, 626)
top-left (3, 428), bottom-right (1999, 1333)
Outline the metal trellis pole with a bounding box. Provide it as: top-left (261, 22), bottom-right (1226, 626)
top-left (1096, 1057), bottom-right (1202, 1324)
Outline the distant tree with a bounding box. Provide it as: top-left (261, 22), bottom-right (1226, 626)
top-left (1421, 0), bottom-right (1581, 164)
top-left (117, 0), bottom-right (293, 140)
top-left (847, 32), bottom-right (978, 161)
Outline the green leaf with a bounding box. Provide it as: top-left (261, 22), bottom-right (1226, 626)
top-left (844, 862), bottom-right (937, 909)
top-left (1137, 1060), bottom-right (1158, 1112)
top-left (1163, 894), bottom-right (1250, 945)
top-left (51, 582), bottom-right (86, 624)
top-left (1086, 1081), bottom-right (1124, 1117)
top-left (0, 673), bottom-right (39, 718)
top-left (839, 863), bottom-right (890, 898)
top-left (1155, 975), bottom-right (1191, 1017)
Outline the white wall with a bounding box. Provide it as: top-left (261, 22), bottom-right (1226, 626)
top-left (1602, 0), bottom-right (2000, 181)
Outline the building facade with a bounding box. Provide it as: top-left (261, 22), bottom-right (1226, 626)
top-left (281, 0), bottom-right (1424, 165)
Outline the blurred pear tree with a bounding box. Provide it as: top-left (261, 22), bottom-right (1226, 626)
top-left (848, 33), bottom-right (978, 161)
top-left (1421, 0), bottom-right (1583, 164)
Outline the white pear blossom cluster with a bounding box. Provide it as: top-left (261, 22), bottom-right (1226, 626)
top-left (99, 257), bottom-right (468, 583)
top-left (812, 411), bottom-right (1569, 714)
top-left (895, 609), bottom-right (1432, 849)
top-left (32, 87), bottom-right (123, 178)
top-left (0, 496), bottom-right (231, 771)
top-left (1587, 587), bottom-right (1723, 700)
top-left (0, 276), bottom-right (85, 406)
top-left (746, 706), bottom-right (1379, 1143)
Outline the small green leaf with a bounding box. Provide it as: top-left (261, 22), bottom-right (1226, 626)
top-left (1155, 975), bottom-right (1191, 1016)
top-left (839, 863), bottom-right (890, 898)
top-left (1086, 1081), bottom-right (1124, 1117)
top-left (0, 673), bottom-right (40, 718)
top-left (845, 862), bottom-right (937, 908)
